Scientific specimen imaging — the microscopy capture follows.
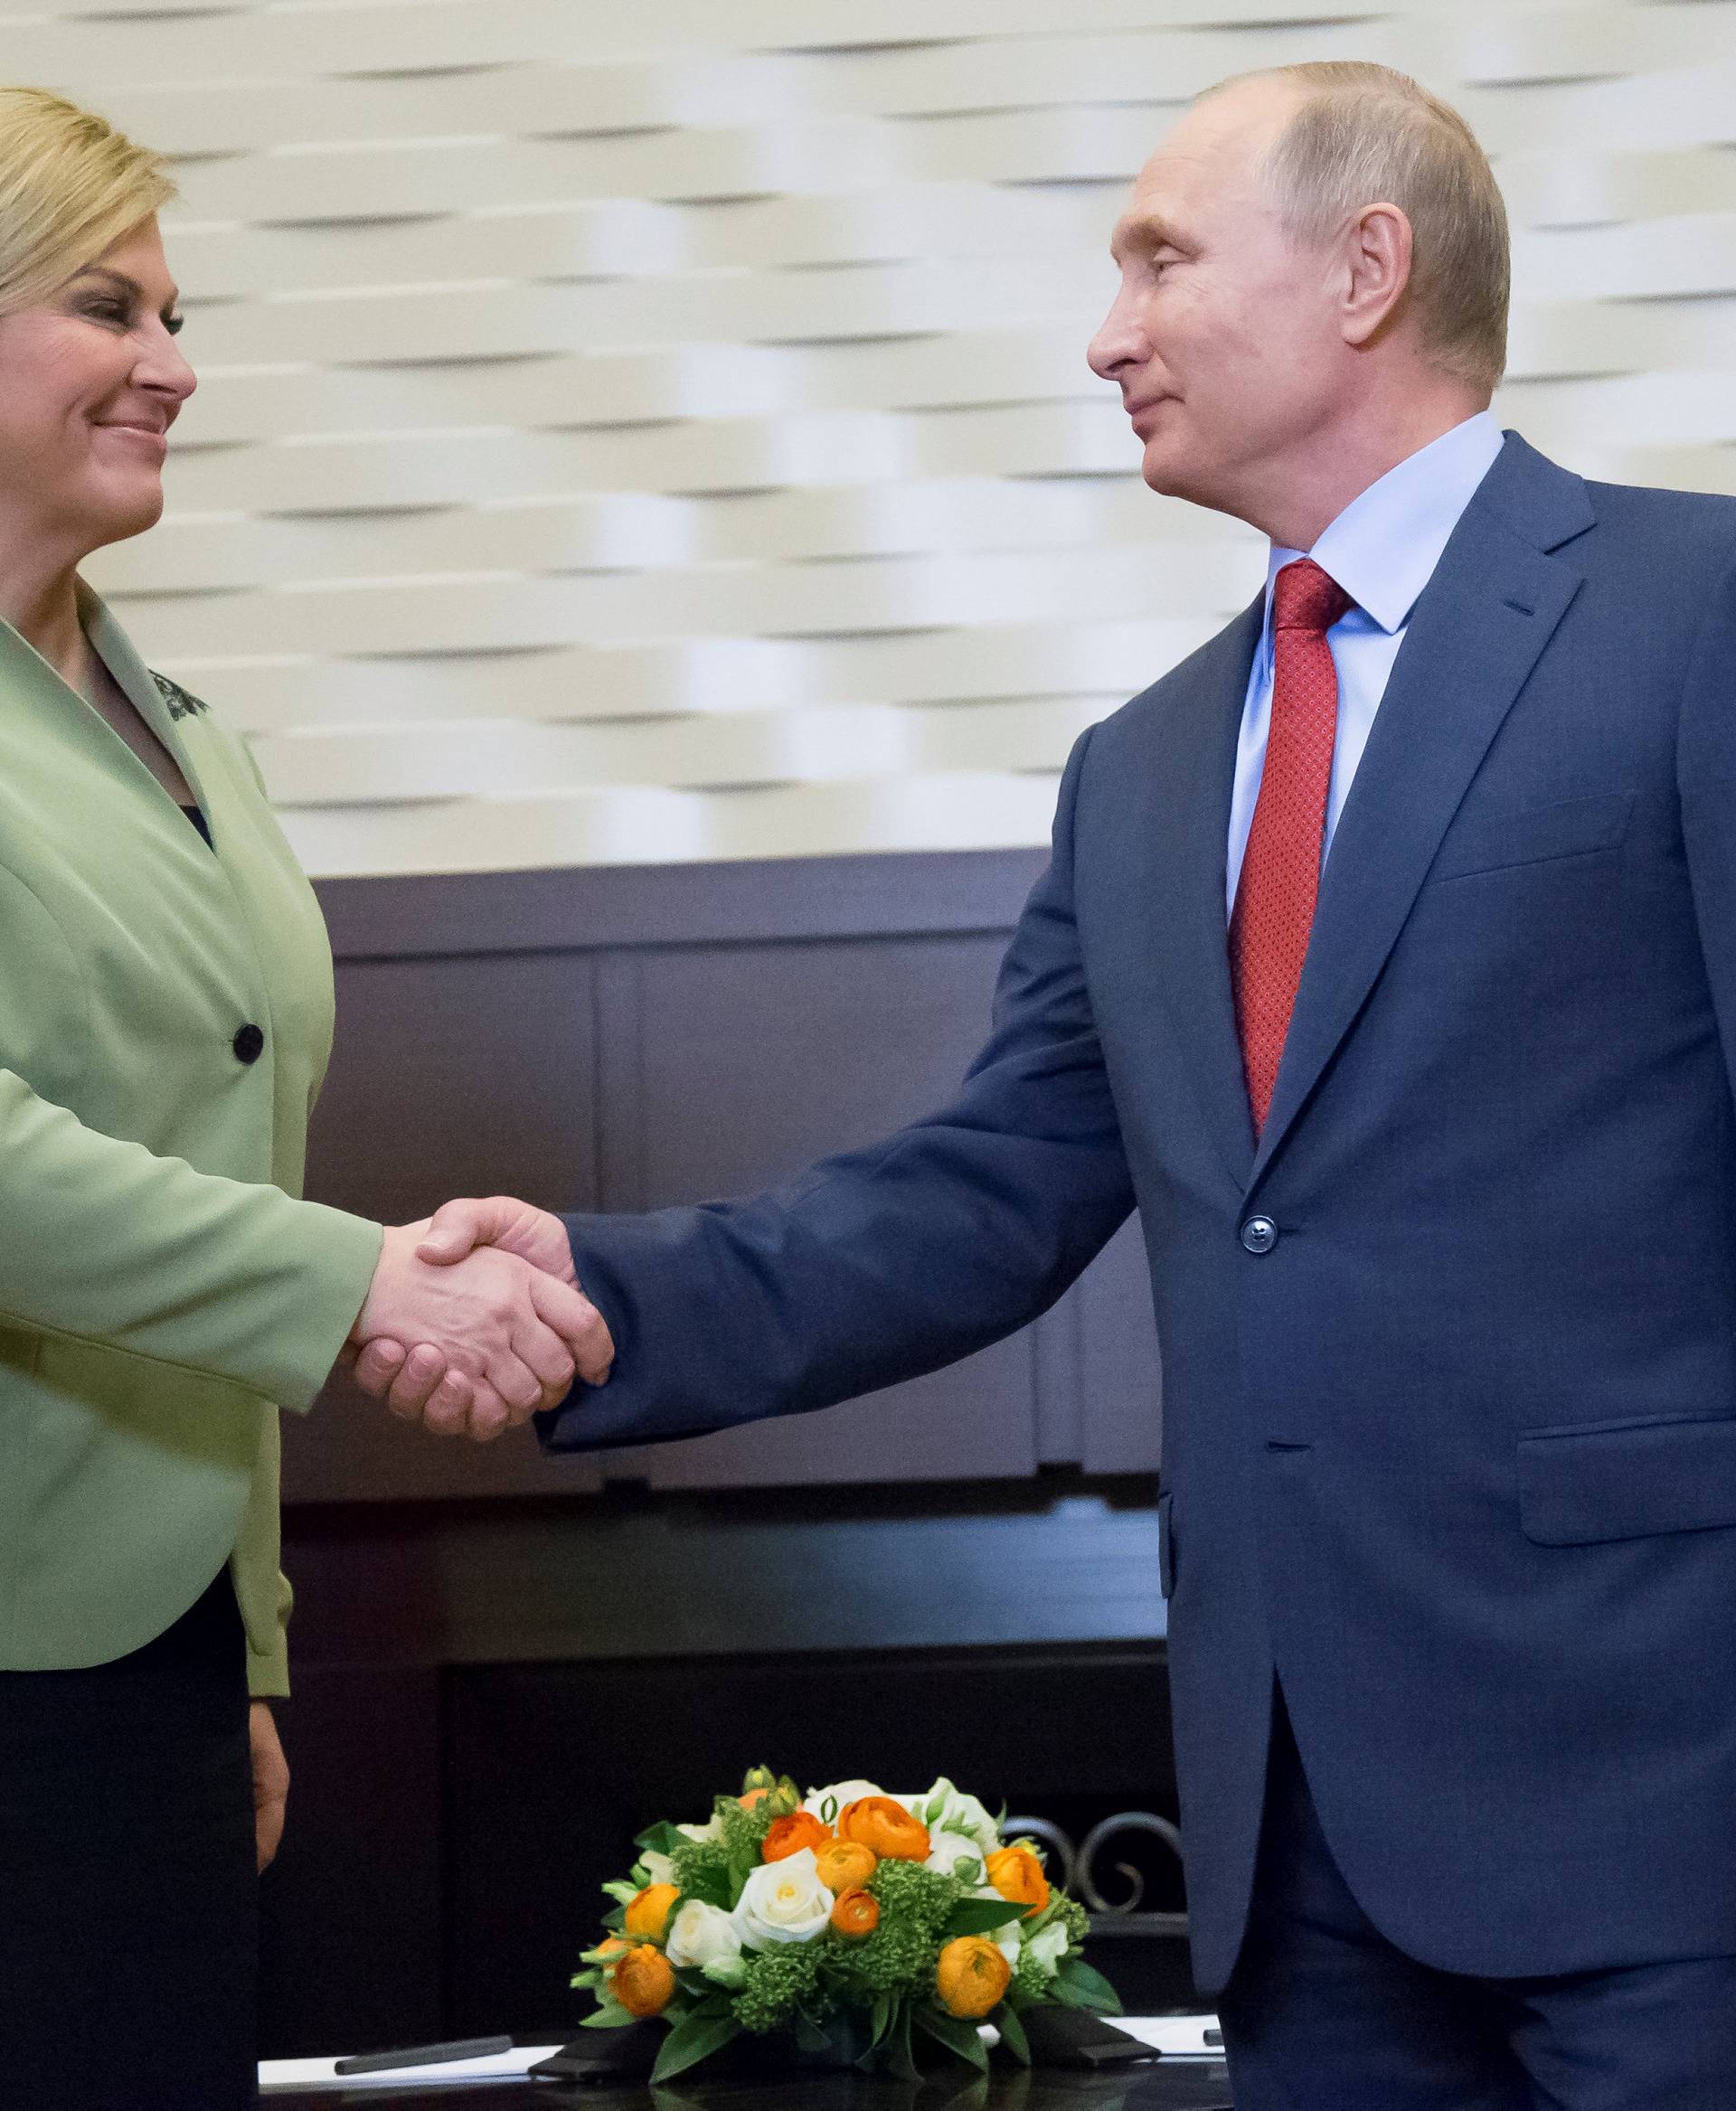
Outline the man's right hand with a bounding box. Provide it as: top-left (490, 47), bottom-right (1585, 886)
top-left (346, 1221), bottom-right (606, 1442)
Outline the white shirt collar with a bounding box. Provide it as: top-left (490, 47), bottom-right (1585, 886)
top-left (1264, 410), bottom-right (1506, 636)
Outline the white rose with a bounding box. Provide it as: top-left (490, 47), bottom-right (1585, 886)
top-left (676, 1814), bottom-right (723, 1844)
top-left (733, 1848), bottom-right (834, 1947)
top-left (802, 1778), bottom-right (885, 1824)
top-left (665, 1899), bottom-right (745, 1975)
top-left (638, 1850), bottom-right (677, 1888)
top-left (906, 1777), bottom-right (1002, 1856)
top-left (924, 1829), bottom-right (986, 1879)
top-left (1026, 1921), bottom-right (1069, 1977)
top-left (995, 1923), bottom-right (1023, 1970)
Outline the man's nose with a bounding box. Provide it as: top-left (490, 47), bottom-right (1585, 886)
top-left (1087, 284), bottom-right (1144, 382)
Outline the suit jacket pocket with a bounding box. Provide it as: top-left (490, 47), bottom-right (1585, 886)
top-left (1518, 1410), bottom-right (1736, 1545)
top-left (1431, 791), bottom-right (1634, 883)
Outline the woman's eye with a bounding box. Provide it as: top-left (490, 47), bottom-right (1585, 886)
top-left (82, 300), bottom-right (130, 326)
top-left (164, 315), bottom-right (184, 337)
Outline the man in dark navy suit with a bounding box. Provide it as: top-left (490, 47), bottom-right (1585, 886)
top-left (358, 61), bottom-right (1736, 2107)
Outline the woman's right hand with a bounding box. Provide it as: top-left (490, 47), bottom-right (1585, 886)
top-left (346, 1219), bottom-right (609, 1440)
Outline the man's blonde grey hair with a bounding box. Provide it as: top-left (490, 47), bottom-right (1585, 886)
top-left (1211, 61), bottom-right (1509, 394)
top-left (0, 87), bottom-right (175, 319)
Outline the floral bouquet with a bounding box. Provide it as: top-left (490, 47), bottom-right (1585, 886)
top-left (572, 1766), bottom-right (1122, 2084)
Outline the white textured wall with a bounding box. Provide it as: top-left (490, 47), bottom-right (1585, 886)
top-left (14, 1), bottom-right (1734, 874)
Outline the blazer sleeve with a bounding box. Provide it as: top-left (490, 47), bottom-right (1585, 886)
top-left (541, 725), bottom-right (1135, 1452)
top-left (0, 851), bottom-right (380, 1406)
top-left (0, 1066), bottom-right (383, 1409)
top-left (252, 1567), bottom-right (295, 1701)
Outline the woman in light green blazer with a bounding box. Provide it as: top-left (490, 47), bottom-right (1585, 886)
top-left (0, 90), bottom-right (602, 2111)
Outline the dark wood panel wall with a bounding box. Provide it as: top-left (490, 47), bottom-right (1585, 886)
top-left (288, 848), bottom-right (1165, 1503)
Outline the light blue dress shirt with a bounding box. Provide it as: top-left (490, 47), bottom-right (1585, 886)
top-left (1225, 410), bottom-right (1506, 916)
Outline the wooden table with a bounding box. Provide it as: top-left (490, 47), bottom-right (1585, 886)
top-left (268, 2058), bottom-right (1233, 2109)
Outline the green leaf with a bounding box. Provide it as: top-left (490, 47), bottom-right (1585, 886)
top-left (913, 2005), bottom-right (989, 2072)
top-left (1043, 1976), bottom-right (1097, 2011)
top-left (725, 1831), bottom-right (760, 1892)
top-left (992, 2003), bottom-right (1031, 2066)
top-left (678, 1864), bottom-right (733, 1911)
top-left (649, 2007), bottom-right (743, 2084)
top-left (945, 1898), bottom-right (1024, 1937)
top-left (884, 2003), bottom-right (920, 2083)
top-left (579, 2001), bottom-right (638, 2030)
top-left (601, 1906), bottom-right (626, 1934)
top-left (794, 2013), bottom-right (834, 2055)
top-left (1053, 1956), bottom-right (1123, 2014)
top-left (636, 1821), bottom-right (685, 1858)
top-left (866, 1993), bottom-right (896, 2053)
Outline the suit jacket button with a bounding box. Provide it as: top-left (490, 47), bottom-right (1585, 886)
top-left (1241, 1215), bottom-right (1278, 1255)
top-left (232, 1023), bottom-right (265, 1065)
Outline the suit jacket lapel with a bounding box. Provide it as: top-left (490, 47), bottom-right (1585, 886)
top-left (1126, 592), bottom-right (1262, 1189)
top-left (1249, 438), bottom-right (1594, 1187)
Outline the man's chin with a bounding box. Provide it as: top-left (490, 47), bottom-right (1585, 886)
top-left (1138, 435), bottom-right (1241, 519)
top-left (1137, 435), bottom-right (1197, 501)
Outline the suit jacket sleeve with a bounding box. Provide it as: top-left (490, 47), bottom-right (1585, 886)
top-left (1678, 541), bottom-right (1736, 1089)
top-left (542, 726), bottom-right (1135, 1451)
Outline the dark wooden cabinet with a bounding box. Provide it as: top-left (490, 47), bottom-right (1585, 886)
top-left (443, 1641), bottom-right (1183, 2040)
top-left (259, 1626), bottom-right (1190, 2057)
top-left (261, 854), bottom-right (1177, 2062)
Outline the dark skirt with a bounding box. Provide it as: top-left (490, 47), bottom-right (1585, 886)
top-left (0, 1569), bottom-right (259, 2110)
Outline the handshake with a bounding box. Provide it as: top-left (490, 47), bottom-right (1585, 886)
top-left (343, 1196), bottom-right (614, 1440)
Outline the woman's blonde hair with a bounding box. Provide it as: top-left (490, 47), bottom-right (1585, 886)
top-left (0, 87), bottom-right (175, 317)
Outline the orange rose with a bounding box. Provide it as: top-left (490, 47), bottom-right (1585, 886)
top-left (829, 1888), bottom-right (880, 1939)
top-left (611, 1943), bottom-right (675, 2018)
top-left (762, 1811), bottom-right (831, 1863)
top-left (814, 1839), bottom-right (877, 1893)
top-left (935, 1935), bottom-right (1012, 2020)
top-left (986, 1845), bottom-right (1051, 1918)
top-left (837, 1795), bottom-right (930, 1862)
top-left (623, 1882), bottom-right (680, 1939)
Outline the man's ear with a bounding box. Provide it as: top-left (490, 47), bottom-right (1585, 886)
top-left (1342, 202), bottom-right (1413, 348)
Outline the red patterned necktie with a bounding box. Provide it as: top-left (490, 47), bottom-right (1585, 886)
top-left (1230, 558), bottom-right (1353, 1134)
